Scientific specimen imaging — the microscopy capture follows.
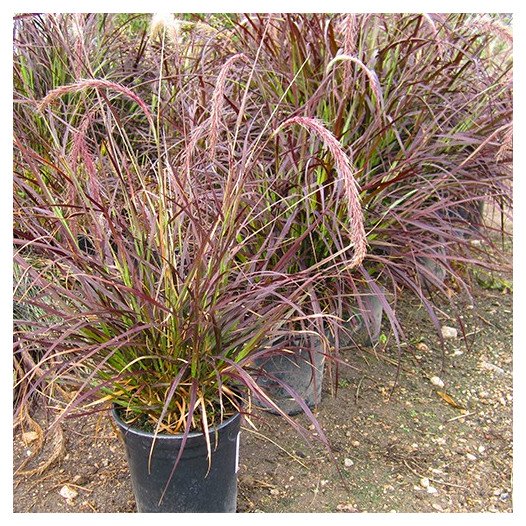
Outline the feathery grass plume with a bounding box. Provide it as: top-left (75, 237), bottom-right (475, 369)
top-left (39, 78), bottom-right (154, 127)
top-left (151, 13), bottom-right (221, 41)
top-left (209, 53), bottom-right (247, 158)
top-left (276, 116), bottom-right (367, 269)
top-left (149, 12), bottom-right (178, 41)
top-left (340, 14), bottom-right (358, 91)
top-left (469, 14), bottom-right (513, 45)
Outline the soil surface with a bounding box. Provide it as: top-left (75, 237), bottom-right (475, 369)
top-left (13, 268), bottom-right (513, 514)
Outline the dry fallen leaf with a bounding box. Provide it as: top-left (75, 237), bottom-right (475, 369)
top-left (436, 390), bottom-right (466, 410)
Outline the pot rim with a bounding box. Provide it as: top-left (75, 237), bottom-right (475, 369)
top-left (112, 405), bottom-right (240, 441)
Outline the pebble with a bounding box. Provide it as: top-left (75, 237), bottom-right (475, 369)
top-left (481, 361), bottom-right (505, 375)
top-left (430, 376), bottom-right (445, 388)
top-left (466, 453), bottom-right (477, 461)
top-left (344, 458), bottom-right (354, 467)
top-left (420, 477), bottom-right (430, 488)
top-left (351, 440), bottom-right (360, 447)
top-left (427, 486), bottom-right (438, 494)
top-left (269, 488), bottom-right (279, 496)
top-left (59, 485), bottom-right (78, 500)
top-left (441, 326), bottom-right (458, 339)
top-left (478, 445), bottom-right (486, 454)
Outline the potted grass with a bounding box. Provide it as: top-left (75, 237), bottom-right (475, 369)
top-left (14, 88), bottom-right (330, 512)
top-left (13, 54), bottom-right (332, 510)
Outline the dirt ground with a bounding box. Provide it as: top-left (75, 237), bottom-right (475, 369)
top-left (13, 267), bottom-right (513, 514)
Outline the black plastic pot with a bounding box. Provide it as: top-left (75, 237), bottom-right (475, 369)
top-left (329, 292), bottom-right (384, 348)
top-left (112, 408), bottom-right (241, 513)
top-left (255, 334), bottom-right (325, 416)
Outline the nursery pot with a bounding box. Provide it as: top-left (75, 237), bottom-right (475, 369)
top-left (112, 408), bottom-right (241, 513)
top-left (329, 292), bottom-right (383, 348)
top-left (255, 334), bottom-right (325, 416)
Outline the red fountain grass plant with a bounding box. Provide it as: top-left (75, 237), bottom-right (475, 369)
top-left (13, 31), bottom-right (362, 457)
top-left (224, 13), bottom-right (512, 363)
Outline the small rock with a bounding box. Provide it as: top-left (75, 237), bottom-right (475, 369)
top-left (21, 431), bottom-right (39, 445)
top-left (430, 376), bottom-right (445, 388)
top-left (344, 458), bottom-right (354, 467)
top-left (426, 486), bottom-right (438, 494)
top-left (59, 485), bottom-right (78, 500)
top-left (480, 361), bottom-right (505, 375)
top-left (351, 440), bottom-right (360, 447)
top-left (337, 503), bottom-right (358, 512)
top-left (420, 477), bottom-right (430, 488)
top-left (499, 492), bottom-right (510, 502)
top-left (493, 488), bottom-right (502, 496)
top-left (478, 445), bottom-right (486, 454)
top-left (269, 488), bottom-right (279, 496)
top-left (466, 453), bottom-right (477, 461)
top-left (432, 503), bottom-right (444, 511)
top-left (452, 349), bottom-right (464, 357)
top-left (441, 326), bottom-right (458, 339)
